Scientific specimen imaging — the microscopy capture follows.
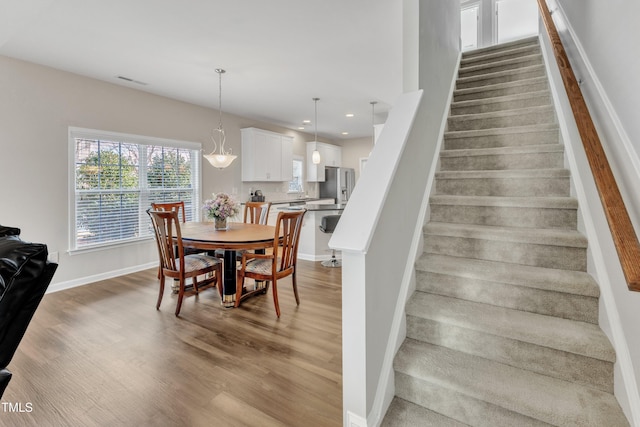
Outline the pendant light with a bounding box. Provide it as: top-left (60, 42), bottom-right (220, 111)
top-left (204, 68), bottom-right (237, 169)
top-left (311, 97), bottom-right (321, 164)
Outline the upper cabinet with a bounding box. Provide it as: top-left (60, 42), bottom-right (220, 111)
top-left (241, 128), bottom-right (293, 182)
top-left (306, 141), bottom-right (342, 182)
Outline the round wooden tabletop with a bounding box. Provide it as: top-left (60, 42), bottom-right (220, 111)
top-left (180, 222), bottom-right (277, 250)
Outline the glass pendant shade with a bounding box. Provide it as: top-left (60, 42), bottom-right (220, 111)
top-left (204, 69), bottom-right (236, 169)
top-left (312, 148), bottom-right (321, 164)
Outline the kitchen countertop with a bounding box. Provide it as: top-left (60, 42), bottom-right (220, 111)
top-left (279, 204), bottom-right (347, 211)
top-left (241, 198), bottom-right (323, 206)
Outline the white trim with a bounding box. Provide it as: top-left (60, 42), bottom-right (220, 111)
top-left (366, 53), bottom-right (461, 426)
top-left (346, 411), bottom-right (368, 427)
top-left (539, 10), bottom-right (640, 425)
top-left (47, 261), bottom-right (157, 294)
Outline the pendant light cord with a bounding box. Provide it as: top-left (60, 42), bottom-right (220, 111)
top-left (216, 68), bottom-right (225, 131)
top-left (313, 97), bottom-right (319, 143)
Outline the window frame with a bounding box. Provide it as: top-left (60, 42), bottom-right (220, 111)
top-left (287, 155), bottom-right (305, 194)
top-left (68, 127), bottom-right (202, 253)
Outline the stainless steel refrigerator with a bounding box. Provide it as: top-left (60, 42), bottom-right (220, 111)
top-left (319, 167), bottom-right (356, 203)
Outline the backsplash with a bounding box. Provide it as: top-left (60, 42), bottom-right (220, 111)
top-left (240, 181), bottom-right (318, 203)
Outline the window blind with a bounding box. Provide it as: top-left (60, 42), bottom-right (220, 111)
top-left (70, 128), bottom-right (201, 251)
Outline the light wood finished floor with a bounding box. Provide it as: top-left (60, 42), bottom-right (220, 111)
top-left (1, 260), bottom-right (342, 427)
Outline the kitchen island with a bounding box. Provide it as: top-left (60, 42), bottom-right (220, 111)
top-left (279, 203), bottom-right (347, 262)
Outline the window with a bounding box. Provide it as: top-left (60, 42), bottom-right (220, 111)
top-left (288, 156), bottom-right (304, 193)
top-left (70, 127), bottom-right (201, 251)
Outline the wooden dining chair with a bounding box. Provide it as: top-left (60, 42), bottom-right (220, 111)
top-left (243, 201), bottom-right (272, 225)
top-left (147, 209), bottom-right (223, 316)
top-left (235, 209), bottom-right (306, 317)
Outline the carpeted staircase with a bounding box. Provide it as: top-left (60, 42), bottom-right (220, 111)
top-left (382, 37), bottom-right (630, 426)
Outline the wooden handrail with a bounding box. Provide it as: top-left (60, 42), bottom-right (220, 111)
top-left (537, 0), bottom-right (640, 291)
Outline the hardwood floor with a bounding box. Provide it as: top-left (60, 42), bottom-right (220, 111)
top-left (1, 260), bottom-right (342, 427)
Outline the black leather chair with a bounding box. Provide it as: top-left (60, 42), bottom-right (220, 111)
top-left (0, 225), bottom-right (57, 398)
top-left (319, 215), bottom-right (341, 267)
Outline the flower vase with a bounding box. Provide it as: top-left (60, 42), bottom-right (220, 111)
top-left (214, 218), bottom-right (228, 230)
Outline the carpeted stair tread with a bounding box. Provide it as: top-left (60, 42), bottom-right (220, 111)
top-left (416, 253), bottom-right (596, 297)
top-left (415, 254), bottom-right (599, 324)
top-left (444, 122), bottom-right (558, 140)
top-left (447, 105), bottom-right (556, 131)
top-left (436, 167), bottom-right (570, 180)
top-left (440, 143), bottom-right (563, 159)
top-left (461, 36), bottom-right (539, 60)
top-left (454, 76), bottom-right (548, 100)
top-left (406, 292), bottom-right (613, 362)
top-left (429, 195), bottom-right (576, 209)
top-left (382, 397), bottom-right (468, 427)
top-left (424, 222), bottom-right (587, 248)
top-left (394, 340), bottom-right (628, 426)
top-left (461, 44), bottom-right (541, 68)
top-left (450, 90), bottom-right (551, 115)
top-left (458, 53), bottom-right (543, 78)
top-left (456, 64), bottom-right (546, 89)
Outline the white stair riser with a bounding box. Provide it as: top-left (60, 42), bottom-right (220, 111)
top-left (423, 235), bottom-right (587, 270)
top-left (415, 270), bottom-right (598, 323)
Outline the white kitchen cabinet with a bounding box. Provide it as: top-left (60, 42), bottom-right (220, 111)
top-left (241, 128), bottom-right (293, 182)
top-left (306, 141), bottom-right (342, 182)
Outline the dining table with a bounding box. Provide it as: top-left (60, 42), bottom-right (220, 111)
top-left (179, 221), bottom-right (278, 307)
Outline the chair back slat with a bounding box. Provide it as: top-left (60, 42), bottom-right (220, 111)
top-left (244, 202), bottom-right (272, 225)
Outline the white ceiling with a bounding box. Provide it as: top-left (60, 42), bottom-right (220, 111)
top-left (0, 0), bottom-right (404, 140)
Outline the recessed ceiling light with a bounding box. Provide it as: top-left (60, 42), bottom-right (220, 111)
top-left (303, 120), bottom-right (311, 124)
top-left (345, 113), bottom-right (355, 118)
top-left (342, 132), bottom-right (349, 135)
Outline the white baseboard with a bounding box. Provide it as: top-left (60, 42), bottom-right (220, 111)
top-left (47, 262), bottom-right (157, 294)
top-left (297, 253), bottom-right (337, 262)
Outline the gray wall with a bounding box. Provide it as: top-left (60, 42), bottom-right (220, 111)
top-left (0, 55), bottom-right (316, 288)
